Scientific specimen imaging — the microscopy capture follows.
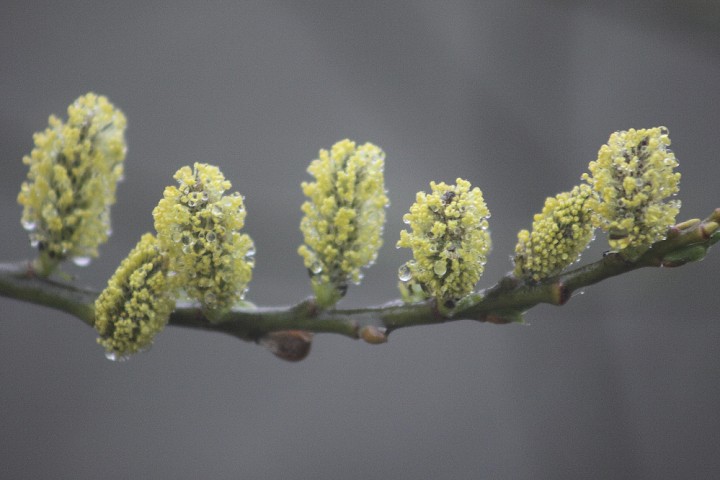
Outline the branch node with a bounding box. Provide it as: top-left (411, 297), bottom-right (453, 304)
top-left (551, 281), bottom-right (572, 305)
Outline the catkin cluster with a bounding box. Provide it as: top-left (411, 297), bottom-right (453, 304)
top-left (514, 126), bottom-right (682, 282)
top-left (16, 95), bottom-right (688, 361)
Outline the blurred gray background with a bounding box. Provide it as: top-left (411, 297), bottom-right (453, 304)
top-left (2, 1), bottom-right (720, 479)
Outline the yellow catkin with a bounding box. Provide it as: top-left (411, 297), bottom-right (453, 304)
top-left (94, 234), bottom-right (174, 359)
top-left (514, 185), bottom-right (594, 282)
top-left (298, 139), bottom-right (388, 306)
top-left (397, 178), bottom-right (491, 305)
top-left (153, 163), bottom-right (255, 318)
top-left (582, 127), bottom-right (681, 252)
top-left (17, 93), bottom-right (126, 270)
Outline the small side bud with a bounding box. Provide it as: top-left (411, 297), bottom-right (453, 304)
top-left (701, 221), bottom-right (719, 239)
top-left (359, 325), bottom-right (388, 344)
top-left (17, 93), bottom-right (127, 274)
top-left (396, 178), bottom-right (491, 304)
top-left (398, 278), bottom-right (427, 304)
top-left (298, 140), bottom-right (389, 307)
top-left (94, 234), bottom-right (175, 360)
top-left (259, 331), bottom-right (313, 362)
top-left (674, 218), bottom-right (701, 231)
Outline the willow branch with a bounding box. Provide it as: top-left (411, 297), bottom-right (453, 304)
top-left (1, 210), bottom-right (718, 348)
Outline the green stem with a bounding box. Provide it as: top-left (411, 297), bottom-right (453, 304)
top-left (0, 261), bottom-right (96, 324)
top-left (0, 210), bottom-right (718, 346)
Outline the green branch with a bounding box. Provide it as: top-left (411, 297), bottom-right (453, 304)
top-left (1, 210), bottom-right (717, 357)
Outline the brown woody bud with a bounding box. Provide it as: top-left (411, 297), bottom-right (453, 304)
top-left (259, 330), bottom-right (313, 362)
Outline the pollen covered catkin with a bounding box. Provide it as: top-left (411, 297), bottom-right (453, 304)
top-left (94, 234), bottom-right (174, 360)
top-left (298, 139), bottom-right (389, 307)
top-left (153, 163), bottom-right (255, 319)
top-left (18, 93), bottom-right (126, 272)
top-left (582, 127), bottom-right (681, 253)
top-left (397, 178), bottom-right (491, 305)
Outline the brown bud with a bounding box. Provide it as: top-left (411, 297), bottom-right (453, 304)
top-left (259, 330), bottom-right (313, 362)
top-left (359, 325), bottom-right (388, 344)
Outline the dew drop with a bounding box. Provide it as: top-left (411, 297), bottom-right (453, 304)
top-left (72, 256), bottom-right (92, 267)
top-left (204, 292), bottom-right (217, 306)
top-left (212, 204), bottom-right (223, 217)
top-left (181, 232), bottom-right (194, 246)
top-left (310, 261), bottom-right (323, 274)
top-left (398, 263), bottom-right (412, 282)
top-left (104, 351), bottom-right (130, 362)
top-left (205, 231), bottom-right (217, 242)
top-left (433, 260), bottom-right (448, 276)
top-left (21, 219), bottom-right (36, 232)
top-left (246, 246), bottom-right (256, 257)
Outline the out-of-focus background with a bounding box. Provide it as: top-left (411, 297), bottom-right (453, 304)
top-left (2, 1), bottom-right (720, 478)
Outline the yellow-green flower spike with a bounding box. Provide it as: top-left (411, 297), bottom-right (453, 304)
top-left (94, 233), bottom-right (175, 360)
top-left (17, 93), bottom-right (127, 275)
top-left (582, 127), bottom-right (681, 254)
top-left (153, 163), bottom-right (255, 319)
top-left (298, 139), bottom-right (389, 307)
top-left (397, 178), bottom-right (491, 306)
top-left (514, 184), bottom-right (594, 282)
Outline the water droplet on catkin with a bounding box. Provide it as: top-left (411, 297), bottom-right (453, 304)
top-left (181, 232), bottom-right (194, 246)
top-left (204, 292), bottom-right (217, 306)
top-left (104, 351), bottom-right (130, 362)
top-left (72, 256), bottom-right (92, 267)
top-left (398, 263), bottom-right (412, 282)
top-left (22, 219), bottom-right (36, 232)
top-left (433, 259), bottom-right (447, 276)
